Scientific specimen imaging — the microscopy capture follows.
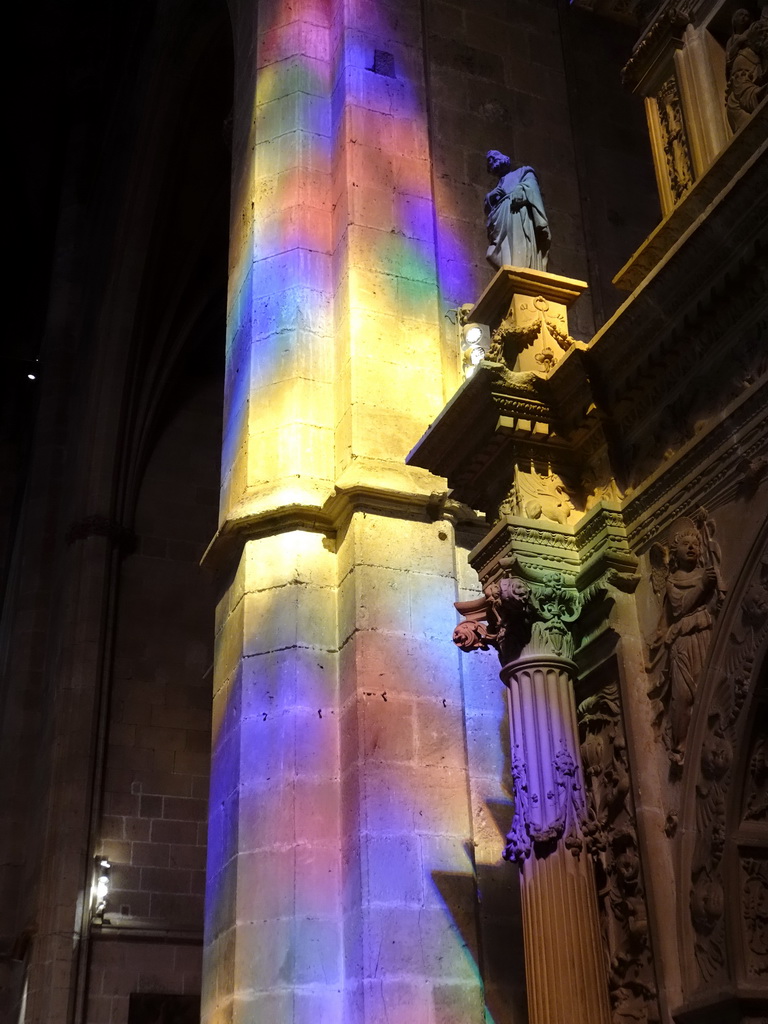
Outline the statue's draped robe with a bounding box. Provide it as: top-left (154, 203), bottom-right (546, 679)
top-left (648, 568), bottom-right (716, 757)
top-left (726, 45), bottom-right (765, 131)
top-left (484, 166), bottom-right (550, 271)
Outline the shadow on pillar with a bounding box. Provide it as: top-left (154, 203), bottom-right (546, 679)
top-left (432, 819), bottom-right (528, 1024)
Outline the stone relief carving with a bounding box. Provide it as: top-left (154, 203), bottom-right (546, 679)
top-left (495, 466), bottom-right (579, 526)
top-left (741, 857), bottom-right (768, 976)
top-left (504, 742), bottom-right (586, 863)
top-left (484, 150), bottom-right (551, 271)
top-left (726, 11), bottom-right (768, 133)
top-left (621, 3), bottom-right (692, 89)
top-left (691, 730), bottom-right (730, 980)
top-left (578, 685), bottom-right (660, 1024)
top-left (744, 734), bottom-right (767, 822)
top-left (453, 568), bottom-right (584, 664)
top-left (487, 297), bottom-right (576, 370)
top-left (583, 460), bottom-right (624, 511)
top-left (688, 551), bottom-right (768, 985)
top-left (646, 509), bottom-right (726, 768)
top-left (654, 74), bottom-right (694, 205)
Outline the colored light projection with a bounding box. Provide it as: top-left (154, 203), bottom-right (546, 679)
top-left (207, 2), bottom-right (496, 1022)
top-left (220, 0), bottom-right (476, 520)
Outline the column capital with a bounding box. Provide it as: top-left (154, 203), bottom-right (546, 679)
top-left (454, 562), bottom-right (586, 665)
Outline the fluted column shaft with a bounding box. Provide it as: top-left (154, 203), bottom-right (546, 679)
top-left (502, 655), bottom-right (611, 1024)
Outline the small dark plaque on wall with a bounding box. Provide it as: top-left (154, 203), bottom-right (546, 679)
top-left (372, 49), bottom-right (395, 77)
top-left (128, 993), bottom-right (200, 1024)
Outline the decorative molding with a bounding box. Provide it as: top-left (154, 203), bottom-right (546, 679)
top-left (201, 479), bottom-right (446, 576)
top-left (65, 515), bottom-right (135, 552)
top-left (578, 682), bottom-right (661, 1024)
top-left (741, 857), bottom-right (768, 977)
top-left (622, 379), bottom-right (768, 552)
top-left (687, 544), bottom-right (768, 986)
top-left (621, 2), bottom-right (692, 92)
top-left (653, 73), bottom-right (694, 206)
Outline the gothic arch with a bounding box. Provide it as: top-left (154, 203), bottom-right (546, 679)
top-left (677, 519), bottom-right (768, 1018)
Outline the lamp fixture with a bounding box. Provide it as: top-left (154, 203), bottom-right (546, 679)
top-left (92, 856), bottom-right (111, 922)
top-left (457, 304), bottom-right (490, 379)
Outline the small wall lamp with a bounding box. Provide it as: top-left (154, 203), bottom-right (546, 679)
top-left (92, 856), bottom-right (111, 922)
top-left (456, 304), bottom-right (490, 379)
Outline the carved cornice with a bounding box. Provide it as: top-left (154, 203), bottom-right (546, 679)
top-left (593, 142), bottom-right (768, 398)
top-left (621, 1), bottom-right (692, 93)
top-left (588, 145), bottom-right (768, 497)
top-left (571, 0), bottom-right (656, 28)
top-left (614, 109), bottom-right (768, 292)
top-left (65, 514), bottom-right (135, 552)
top-left (623, 379), bottom-right (768, 552)
top-left (201, 478), bottom-right (444, 578)
top-left (468, 515), bottom-right (580, 584)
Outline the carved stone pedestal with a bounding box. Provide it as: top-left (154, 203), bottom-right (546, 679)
top-left (472, 266), bottom-right (587, 374)
top-left (503, 654), bottom-right (611, 1024)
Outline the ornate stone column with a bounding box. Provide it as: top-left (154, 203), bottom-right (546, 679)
top-left (409, 265), bottom-right (615, 1021)
top-left (455, 567), bottom-right (612, 1024)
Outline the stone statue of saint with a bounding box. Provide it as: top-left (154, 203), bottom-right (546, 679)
top-left (726, 13), bottom-right (768, 132)
top-left (647, 517), bottom-right (725, 766)
top-left (484, 150), bottom-right (551, 272)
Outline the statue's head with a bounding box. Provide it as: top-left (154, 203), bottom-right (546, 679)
top-left (732, 8), bottom-right (752, 33)
top-left (672, 530), bottom-right (701, 571)
top-left (486, 150), bottom-right (511, 177)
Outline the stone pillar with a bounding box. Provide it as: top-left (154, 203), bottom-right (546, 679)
top-left (502, 655), bottom-right (610, 1024)
top-left (203, 1), bottom-right (480, 1021)
top-left (202, 1), bottom-right (342, 1020)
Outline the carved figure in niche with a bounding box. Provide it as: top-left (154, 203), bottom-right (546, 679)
top-left (745, 734), bottom-right (767, 821)
top-left (484, 150), bottom-right (551, 271)
top-left (579, 685), bottom-right (630, 846)
top-left (726, 9), bottom-right (754, 77)
top-left (742, 858), bottom-right (768, 974)
top-left (647, 510), bottom-right (726, 767)
top-left (578, 685), bottom-right (660, 1022)
top-left (726, 13), bottom-right (768, 132)
top-left (690, 865), bottom-right (725, 978)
